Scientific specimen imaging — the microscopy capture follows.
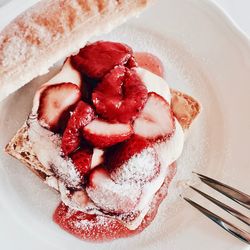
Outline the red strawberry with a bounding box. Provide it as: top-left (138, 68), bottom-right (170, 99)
top-left (38, 83), bottom-right (81, 132)
top-left (92, 66), bottom-right (148, 123)
top-left (134, 52), bottom-right (164, 77)
top-left (106, 135), bottom-right (160, 186)
top-left (126, 56), bottom-right (138, 68)
top-left (86, 167), bottom-right (141, 214)
top-left (133, 92), bottom-right (175, 141)
top-left (83, 118), bottom-right (133, 148)
top-left (71, 145), bottom-right (93, 177)
top-left (62, 101), bottom-right (95, 155)
top-left (71, 41), bottom-right (133, 79)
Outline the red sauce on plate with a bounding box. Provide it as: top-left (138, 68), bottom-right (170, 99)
top-left (134, 52), bottom-right (164, 78)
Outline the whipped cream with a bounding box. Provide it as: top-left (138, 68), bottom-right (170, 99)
top-left (27, 62), bottom-right (185, 230)
top-left (136, 67), bottom-right (171, 104)
top-left (91, 148), bottom-right (105, 169)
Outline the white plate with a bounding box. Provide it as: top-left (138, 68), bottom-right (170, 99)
top-left (0, 0), bottom-right (249, 250)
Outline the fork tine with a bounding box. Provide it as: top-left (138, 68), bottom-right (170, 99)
top-left (189, 186), bottom-right (250, 226)
top-left (194, 172), bottom-right (250, 210)
top-left (184, 197), bottom-right (250, 244)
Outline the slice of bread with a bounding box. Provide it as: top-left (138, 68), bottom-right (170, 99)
top-left (5, 89), bottom-right (200, 185)
top-left (0, 0), bottom-right (154, 102)
top-left (171, 89), bottom-right (201, 129)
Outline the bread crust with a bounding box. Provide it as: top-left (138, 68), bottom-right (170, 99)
top-left (171, 89), bottom-right (201, 129)
top-left (5, 123), bottom-right (53, 180)
top-left (0, 0), bottom-right (153, 102)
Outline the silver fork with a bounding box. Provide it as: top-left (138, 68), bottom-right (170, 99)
top-left (183, 173), bottom-right (250, 244)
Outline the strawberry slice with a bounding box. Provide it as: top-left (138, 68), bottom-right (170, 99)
top-left (83, 118), bottom-right (133, 148)
top-left (133, 92), bottom-right (175, 141)
top-left (38, 82), bottom-right (81, 132)
top-left (92, 66), bottom-right (148, 123)
top-left (71, 41), bottom-right (133, 79)
top-left (71, 145), bottom-right (93, 178)
top-left (106, 135), bottom-right (160, 186)
top-left (86, 167), bottom-right (141, 214)
top-left (61, 101), bottom-right (95, 155)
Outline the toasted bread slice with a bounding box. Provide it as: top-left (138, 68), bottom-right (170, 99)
top-left (171, 89), bottom-right (201, 129)
top-left (5, 124), bottom-right (51, 180)
top-left (5, 90), bottom-right (200, 184)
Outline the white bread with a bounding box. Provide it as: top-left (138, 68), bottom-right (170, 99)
top-left (0, 0), bottom-right (154, 102)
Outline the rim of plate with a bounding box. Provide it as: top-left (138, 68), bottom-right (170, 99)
top-left (205, 0), bottom-right (250, 43)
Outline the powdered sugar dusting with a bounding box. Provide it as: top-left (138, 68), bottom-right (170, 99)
top-left (28, 118), bottom-right (81, 188)
top-left (74, 215), bottom-right (107, 230)
top-left (111, 147), bottom-right (160, 186)
top-left (86, 168), bottom-right (141, 214)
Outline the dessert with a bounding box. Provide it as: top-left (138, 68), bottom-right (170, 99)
top-left (5, 40), bottom-right (200, 241)
top-left (0, 0), bottom-right (201, 243)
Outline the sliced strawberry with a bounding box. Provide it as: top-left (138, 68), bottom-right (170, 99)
top-left (71, 145), bottom-right (93, 177)
top-left (106, 135), bottom-right (160, 186)
top-left (86, 167), bottom-right (141, 214)
top-left (133, 92), bottom-right (175, 141)
top-left (83, 118), bottom-right (133, 148)
top-left (71, 41), bottom-right (133, 79)
top-left (92, 66), bottom-right (148, 123)
top-left (38, 83), bottom-right (81, 132)
top-left (61, 101), bottom-right (95, 155)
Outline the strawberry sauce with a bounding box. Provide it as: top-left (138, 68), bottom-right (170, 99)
top-left (134, 52), bottom-right (164, 78)
top-left (53, 164), bottom-right (176, 242)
